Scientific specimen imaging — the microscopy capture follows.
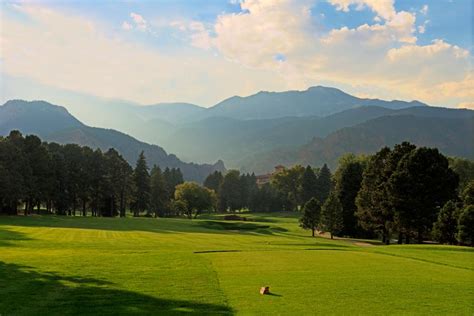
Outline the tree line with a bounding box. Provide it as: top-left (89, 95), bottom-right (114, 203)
top-left (299, 143), bottom-right (474, 246)
top-left (1, 131), bottom-right (472, 245)
top-left (0, 131), bottom-right (184, 217)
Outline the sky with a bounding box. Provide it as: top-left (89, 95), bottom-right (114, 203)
top-left (0, 0), bottom-right (473, 109)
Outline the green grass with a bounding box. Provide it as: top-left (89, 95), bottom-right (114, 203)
top-left (0, 213), bottom-right (473, 315)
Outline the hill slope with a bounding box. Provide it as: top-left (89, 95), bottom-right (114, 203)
top-left (240, 114), bottom-right (474, 173)
top-left (160, 106), bottom-right (473, 167)
top-left (0, 100), bottom-right (224, 182)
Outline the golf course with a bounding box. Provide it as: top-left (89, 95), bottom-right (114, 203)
top-left (0, 213), bottom-right (472, 315)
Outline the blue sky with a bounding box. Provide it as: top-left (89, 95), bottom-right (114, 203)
top-left (1, 0), bottom-right (473, 109)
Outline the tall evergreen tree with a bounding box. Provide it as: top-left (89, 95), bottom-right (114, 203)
top-left (251, 183), bottom-right (282, 212)
top-left (63, 144), bottom-right (84, 216)
top-left (48, 142), bottom-right (70, 215)
top-left (150, 165), bottom-right (167, 217)
top-left (89, 149), bottom-right (106, 217)
top-left (388, 147), bottom-right (458, 243)
top-left (78, 147), bottom-right (94, 216)
top-left (131, 151), bottom-right (150, 217)
top-left (356, 147), bottom-right (393, 243)
top-left (204, 171), bottom-right (224, 194)
top-left (163, 167), bottom-right (184, 201)
top-left (315, 164), bottom-right (332, 204)
top-left (334, 154), bottom-right (366, 236)
top-left (301, 166), bottom-right (318, 204)
top-left (24, 135), bottom-right (51, 215)
top-left (219, 170), bottom-right (242, 212)
top-left (0, 132), bottom-right (27, 214)
top-left (103, 149), bottom-right (131, 217)
top-left (321, 191), bottom-right (344, 239)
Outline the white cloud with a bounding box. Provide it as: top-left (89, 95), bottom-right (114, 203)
top-left (122, 21), bottom-right (132, 31)
top-left (197, 0), bottom-right (472, 106)
top-left (130, 12), bottom-right (147, 31)
top-left (1, 4), bottom-right (287, 105)
top-left (212, 0), bottom-right (315, 69)
top-left (457, 102), bottom-right (474, 109)
top-left (420, 4), bottom-right (428, 15)
top-left (328, 0), bottom-right (396, 20)
top-left (417, 19), bottom-right (429, 34)
top-left (188, 22), bottom-right (213, 50)
top-left (1, 1), bottom-right (472, 108)
top-left (168, 19), bottom-right (213, 50)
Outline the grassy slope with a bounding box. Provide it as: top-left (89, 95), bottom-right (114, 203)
top-left (0, 214), bottom-right (473, 315)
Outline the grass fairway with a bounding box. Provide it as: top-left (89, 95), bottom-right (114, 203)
top-left (0, 213), bottom-right (473, 315)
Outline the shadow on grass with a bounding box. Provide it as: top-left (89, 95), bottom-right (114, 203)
top-left (0, 227), bottom-right (32, 247)
top-left (0, 215), bottom-right (287, 237)
top-left (198, 221), bottom-right (287, 235)
top-left (265, 292), bottom-right (282, 297)
top-left (0, 261), bottom-right (233, 315)
top-left (194, 250), bottom-right (242, 254)
top-left (271, 242), bottom-right (350, 248)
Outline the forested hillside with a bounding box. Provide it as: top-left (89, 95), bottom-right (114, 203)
top-left (241, 115), bottom-right (474, 173)
top-left (0, 100), bottom-right (224, 182)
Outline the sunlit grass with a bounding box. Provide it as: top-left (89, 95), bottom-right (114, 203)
top-left (0, 214), bottom-right (472, 315)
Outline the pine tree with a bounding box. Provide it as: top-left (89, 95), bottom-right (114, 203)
top-left (334, 155), bottom-right (365, 236)
top-left (299, 197), bottom-right (321, 237)
top-left (131, 151), bottom-right (150, 217)
top-left (219, 170), bottom-right (242, 212)
top-left (389, 147), bottom-right (458, 243)
top-left (321, 191), bottom-right (343, 239)
top-left (204, 171), bottom-right (224, 194)
top-left (315, 164), bottom-right (332, 204)
top-left (163, 167), bottom-right (184, 201)
top-left (356, 147), bottom-right (393, 243)
top-left (150, 165), bottom-right (167, 217)
top-left (301, 165), bottom-right (318, 204)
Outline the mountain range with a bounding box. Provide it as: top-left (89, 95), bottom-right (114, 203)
top-left (1, 86), bottom-right (472, 176)
top-left (0, 100), bottom-right (225, 182)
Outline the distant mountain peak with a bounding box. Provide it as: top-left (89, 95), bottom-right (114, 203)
top-left (3, 99), bottom-right (73, 113)
top-left (1, 100), bottom-right (83, 136)
top-left (207, 85), bottom-right (425, 120)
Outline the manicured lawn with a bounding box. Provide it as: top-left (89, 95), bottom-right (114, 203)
top-left (0, 214), bottom-right (473, 315)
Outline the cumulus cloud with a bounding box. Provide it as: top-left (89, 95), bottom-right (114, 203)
top-left (1, 0), bottom-right (472, 108)
top-left (0, 4), bottom-right (286, 105)
top-left (194, 0), bottom-right (472, 106)
top-left (212, 0), bottom-right (315, 69)
top-left (328, 0), bottom-right (396, 20)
